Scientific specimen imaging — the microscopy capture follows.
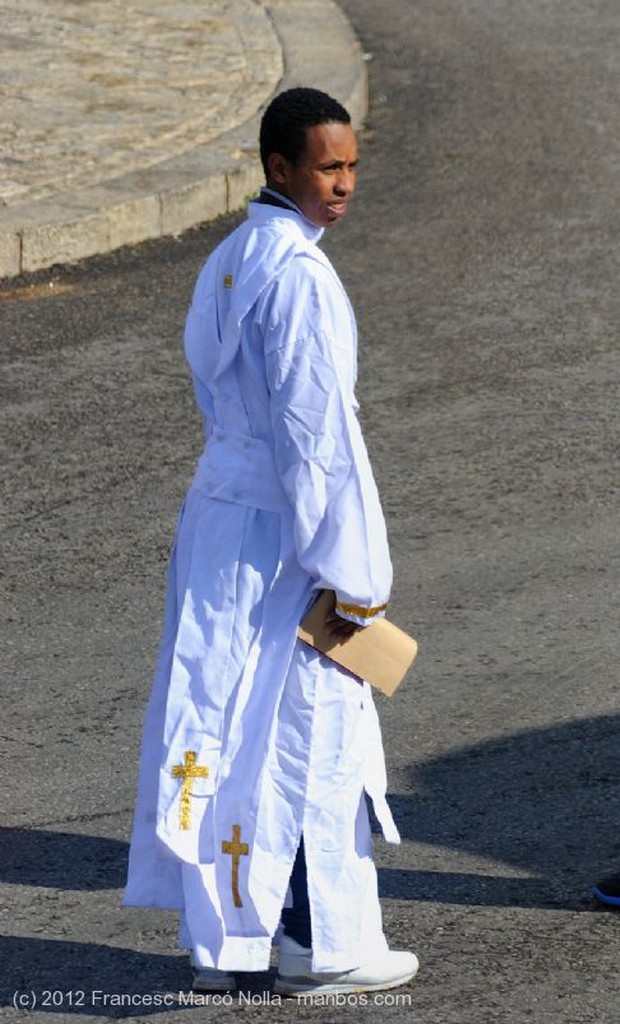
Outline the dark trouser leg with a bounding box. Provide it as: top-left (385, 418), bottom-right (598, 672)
top-left (281, 835), bottom-right (312, 949)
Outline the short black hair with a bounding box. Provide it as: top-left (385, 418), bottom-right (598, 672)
top-left (259, 87), bottom-right (351, 177)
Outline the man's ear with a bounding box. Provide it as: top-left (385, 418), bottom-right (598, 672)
top-left (267, 152), bottom-right (289, 186)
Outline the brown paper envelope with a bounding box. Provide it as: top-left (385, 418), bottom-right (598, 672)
top-left (297, 590), bottom-right (418, 696)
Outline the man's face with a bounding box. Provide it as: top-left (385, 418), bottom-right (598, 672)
top-left (268, 122), bottom-right (358, 228)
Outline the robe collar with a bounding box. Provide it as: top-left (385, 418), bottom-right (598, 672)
top-left (248, 188), bottom-right (324, 243)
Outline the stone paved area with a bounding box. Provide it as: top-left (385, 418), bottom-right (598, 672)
top-left (0, 0), bottom-right (367, 276)
top-left (1, 0), bottom-right (281, 208)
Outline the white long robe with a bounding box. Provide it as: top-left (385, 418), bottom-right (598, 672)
top-left (123, 202), bottom-right (400, 973)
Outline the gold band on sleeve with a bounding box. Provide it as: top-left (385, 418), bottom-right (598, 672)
top-left (335, 600), bottom-right (388, 619)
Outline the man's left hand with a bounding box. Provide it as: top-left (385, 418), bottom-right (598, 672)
top-left (325, 611), bottom-right (362, 639)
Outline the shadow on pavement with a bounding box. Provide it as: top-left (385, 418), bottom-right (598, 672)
top-left (0, 829), bottom-right (127, 890)
top-left (379, 712), bottom-right (620, 910)
top-left (0, 937), bottom-right (277, 1014)
top-left (0, 937), bottom-right (194, 1015)
top-left (377, 868), bottom-right (573, 909)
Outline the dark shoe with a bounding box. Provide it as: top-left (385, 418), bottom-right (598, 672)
top-left (592, 873), bottom-right (620, 907)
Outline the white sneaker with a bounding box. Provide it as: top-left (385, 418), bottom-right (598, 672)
top-left (274, 935), bottom-right (419, 996)
top-left (189, 953), bottom-right (237, 992)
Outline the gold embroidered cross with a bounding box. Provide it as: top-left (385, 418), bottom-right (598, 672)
top-left (221, 824), bottom-right (249, 907)
top-left (171, 750), bottom-right (209, 830)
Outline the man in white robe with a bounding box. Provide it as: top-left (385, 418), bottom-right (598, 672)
top-left (124, 87), bottom-right (418, 996)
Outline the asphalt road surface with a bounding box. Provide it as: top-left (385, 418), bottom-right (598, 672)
top-left (2, 1), bottom-right (620, 1021)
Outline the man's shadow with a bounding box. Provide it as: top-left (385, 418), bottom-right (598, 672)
top-left (0, 829), bottom-right (127, 890)
top-left (0, 937), bottom-right (192, 1015)
top-left (377, 712), bottom-right (620, 910)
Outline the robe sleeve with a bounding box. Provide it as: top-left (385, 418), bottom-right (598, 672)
top-left (262, 254), bottom-right (392, 626)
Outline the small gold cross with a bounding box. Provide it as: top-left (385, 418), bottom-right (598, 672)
top-left (171, 750), bottom-right (209, 830)
top-left (221, 824), bottom-right (249, 907)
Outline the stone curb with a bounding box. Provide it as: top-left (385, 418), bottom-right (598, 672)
top-left (0, 0), bottom-right (367, 279)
